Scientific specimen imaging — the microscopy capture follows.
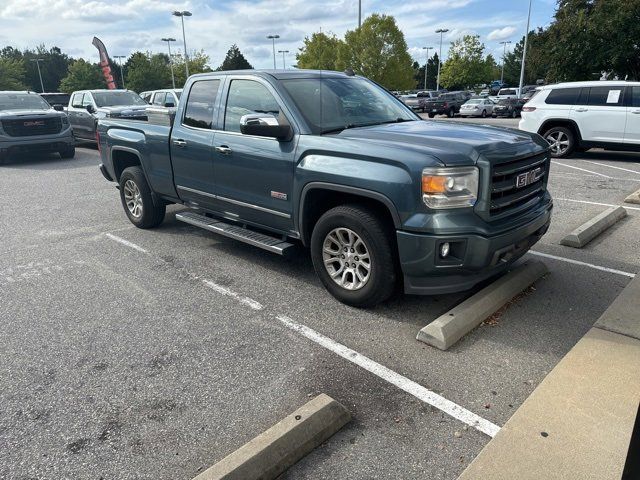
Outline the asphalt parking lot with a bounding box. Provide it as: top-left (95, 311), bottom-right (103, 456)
top-left (1, 122), bottom-right (639, 479)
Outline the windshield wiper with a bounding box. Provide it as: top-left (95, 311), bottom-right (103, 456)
top-left (321, 118), bottom-right (413, 135)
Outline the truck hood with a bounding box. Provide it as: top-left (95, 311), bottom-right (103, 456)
top-left (334, 120), bottom-right (547, 166)
top-left (0, 109), bottom-right (63, 119)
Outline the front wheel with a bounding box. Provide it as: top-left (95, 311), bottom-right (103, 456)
top-left (511, 109), bottom-right (518, 118)
top-left (543, 126), bottom-right (575, 158)
top-left (428, 113), bottom-right (435, 118)
top-left (59, 146), bottom-right (75, 159)
top-left (119, 166), bottom-right (166, 228)
top-left (447, 109), bottom-right (455, 118)
top-left (310, 205), bottom-right (397, 308)
top-left (481, 110), bottom-right (487, 118)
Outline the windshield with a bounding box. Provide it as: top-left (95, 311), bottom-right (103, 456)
top-left (92, 91), bottom-right (148, 107)
top-left (499, 89), bottom-right (516, 96)
top-left (41, 94), bottom-right (71, 106)
top-left (175, 90), bottom-right (182, 99)
top-left (0, 93), bottom-right (51, 111)
top-left (281, 77), bottom-right (418, 134)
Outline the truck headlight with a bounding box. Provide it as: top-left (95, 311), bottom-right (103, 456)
top-left (422, 166), bottom-right (479, 209)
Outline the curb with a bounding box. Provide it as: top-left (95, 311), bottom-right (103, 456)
top-left (624, 188), bottom-right (640, 205)
top-left (458, 275), bottom-right (640, 480)
top-left (560, 205), bottom-right (627, 248)
top-left (193, 394), bottom-right (351, 480)
top-left (416, 260), bottom-right (548, 350)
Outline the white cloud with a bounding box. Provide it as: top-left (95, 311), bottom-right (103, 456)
top-left (487, 26), bottom-right (517, 41)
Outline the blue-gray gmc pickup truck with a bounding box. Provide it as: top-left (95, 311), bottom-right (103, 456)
top-left (97, 70), bottom-right (552, 307)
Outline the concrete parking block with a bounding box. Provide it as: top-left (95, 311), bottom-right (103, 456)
top-left (416, 260), bottom-right (548, 350)
top-left (624, 188), bottom-right (640, 205)
top-left (193, 394), bottom-right (351, 480)
top-left (560, 205), bottom-right (627, 248)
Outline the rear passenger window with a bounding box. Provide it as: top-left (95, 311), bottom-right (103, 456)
top-left (71, 93), bottom-right (84, 108)
top-left (631, 87), bottom-right (640, 108)
top-left (586, 86), bottom-right (624, 106)
top-left (183, 80), bottom-right (220, 129)
top-left (545, 88), bottom-right (581, 105)
top-left (224, 79), bottom-right (281, 133)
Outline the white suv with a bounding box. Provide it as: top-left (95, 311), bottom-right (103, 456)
top-left (519, 81), bottom-right (640, 158)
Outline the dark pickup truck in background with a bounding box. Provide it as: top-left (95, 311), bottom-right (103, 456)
top-left (0, 91), bottom-right (75, 163)
top-left (424, 92), bottom-right (468, 118)
top-left (97, 70), bottom-right (553, 307)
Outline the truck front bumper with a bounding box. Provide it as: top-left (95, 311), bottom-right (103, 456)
top-left (0, 133), bottom-right (74, 157)
top-left (397, 203), bottom-right (552, 295)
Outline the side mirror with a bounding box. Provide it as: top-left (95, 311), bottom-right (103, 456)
top-left (53, 104), bottom-right (64, 111)
top-left (86, 105), bottom-right (95, 114)
top-left (240, 113), bottom-right (291, 140)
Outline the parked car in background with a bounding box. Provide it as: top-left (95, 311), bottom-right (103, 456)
top-left (401, 93), bottom-right (421, 111)
top-left (519, 80), bottom-right (640, 158)
top-left (40, 92), bottom-right (71, 112)
top-left (0, 91), bottom-right (74, 163)
top-left (521, 88), bottom-right (540, 102)
top-left (493, 98), bottom-right (524, 118)
top-left (496, 88), bottom-right (521, 99)
top-left (479, 89), bottom-right (491, 97)
top-left (423, 92), bottom-right (467, 118)
top-left (489, 80), bottom-right (506, 94)
top-left (459, 98), bottom-right (495, 118)
top-left (416, 90), bottom-right (438, 111)
top-left (67, 89), bottom-right (148, 142)
top-left (141, 89), bottom-right (183, 107)
top-left (97, 69), bottom-right (552, 307)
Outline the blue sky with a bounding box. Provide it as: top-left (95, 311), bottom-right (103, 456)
top-left (0, 0), bottom-right (557, 69)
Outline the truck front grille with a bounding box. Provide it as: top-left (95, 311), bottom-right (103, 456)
top-left (489, 153), bottom-right (549, 218)
top-left (1, 117), bottom-right (63, 137)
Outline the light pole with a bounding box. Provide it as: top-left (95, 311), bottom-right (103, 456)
top-left (358, 0), bottom-right (361, 28)
top-left (30, 58), bottom-right (45, 93)
top-left (267, 35), bottom-right (280, 69)
top-left (162, 37), bottom-right (177, 89)
top-left (518, 0), bottom-right (532, 98)
top-left (173, 10), bottom-right (192, 79)
top-left (278, 50), bottom-right (289, 69)
top-left (435, 28), bottom-right (449, 91)
top-left (499, 41), bottom-right (511, 85)
top-left (114, 55), bottom-right (126, 89)
top-left (422, 46), bottom-right (434, 90)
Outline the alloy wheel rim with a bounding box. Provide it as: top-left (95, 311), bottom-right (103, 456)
top-left (322, 227), bottom-right (371, 291)
top-left (546, 131), bottom-right (570, 155)
top-left (123, 180), bottom-right (143, 218)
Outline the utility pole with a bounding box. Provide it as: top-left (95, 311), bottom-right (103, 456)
top-left (499, 41), bottom-right (511, 85)
top-left (435, 29), bottom-right (449, 91)
top-left (30, 58), bottom-right (45, 93)
top-left (267, 35), bottom-right (280, 69)
top-left (358, 0), bottom-right (361, 28)
top-left (422, 47), bottom-right (434, 90)
top-left (173, 11), bottom-right (192, 79)
top-left (114, 55), bottom-right (126, 89)
top-left (162, 38), bottom-right (177, 89)
top-left (278, 50), bottom-right (290, 69)
top-left (518, 0), bottom-right (532, 98)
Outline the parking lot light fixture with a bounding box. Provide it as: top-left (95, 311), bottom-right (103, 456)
top-left (422, 46), bottom-right (434, 90)
top-left (435, 28), bottom-right (449, 91)
top-left (519, 0), bottom-right (532, 98)
top-left (278, 50), bottom-right (290, 69)
top-left (114, 55), bottom-right (126, 89)
top-left (30, 58), bottom-right (45, 93)
top-left (162, 37), bottom-right (177, 89)
top-left (267, 35), bottom-right (280, 69)
top-left (173, 10), bottom-right (192, 79)
top-left (499, 41), bottom-right (512, 85)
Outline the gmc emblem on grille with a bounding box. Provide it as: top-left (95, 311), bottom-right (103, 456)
top-left (515, 167), bottom-right (543, 188)
top-left (23, 120), bottom-right (45, 127)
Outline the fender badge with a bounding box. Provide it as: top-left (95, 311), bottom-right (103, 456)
top-left (270, 191), bottom-right (287, 200)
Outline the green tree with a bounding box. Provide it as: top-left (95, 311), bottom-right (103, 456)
top-left (296, 32), bottom-right (344, 70)
top-left (413, 53), bottom-right (440, 90)
top-left (59, 59), bottom-right (104, 93)
top-left (217, 44), bottom-right (253, 71)
top-left (439, 35), bottom-right (492, 90)
top-left (124, 52), bottom-right (172, 92)
top-left (172, 50), bottom-right (213, 87)
top-left (502, 28), bottom-right (551, 86)
top-left (0, 57), bottom-right (26, 90)
top-left (338, 14), bottom-right (414, 89)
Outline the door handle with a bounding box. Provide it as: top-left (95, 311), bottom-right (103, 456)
top-left (215, 145), bottom-right (233, 155)
top-left (574, 108), bottom-right (589, 112)
top-left (173, 139), bottom-right (187, 147)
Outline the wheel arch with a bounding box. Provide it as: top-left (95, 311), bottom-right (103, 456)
top-left (538, 119), bottom-right (583, 143)
top-left (111, 147), bottom-right (144, 182)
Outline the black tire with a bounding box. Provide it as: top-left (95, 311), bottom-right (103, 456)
top-left (310, 204), bottom-right (397, 308)
top-left (428, 113), bottom-right (435, 118)
top-left (491, 114), bottom-right (497, 118)
top-left (59, 146), bottom-right (75, 159)
top-left (481, 110), bottom-right (487, 118)
top-left (542, 126), bottom-right (575, 158)
top-left (511, 109), bottom-right (517, 118)
top-left (119, 166), bottom-right (166, 228)
top-left (447, 108), bottom-right (455, 118)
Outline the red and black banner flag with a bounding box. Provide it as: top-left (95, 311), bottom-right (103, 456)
top-left (92, 36), bottom-right (116, 89)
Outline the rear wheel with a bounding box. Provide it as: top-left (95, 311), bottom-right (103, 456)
top-left (428, 113), bottom-right (435, 118)
top-left (59, 146), bottom-right (75, 159)
top-left (543, 126), bottom-right (575, 158)
top-left (447, 108), bottom-right (455, 118)
top-left (481, 110), bottom-right (487, 118)
top-left (310, 205), bottom-right (397, 307)
top-left (511, 109), bottom-right (518, 118)
top-left (119, 166), bottom-right (166, 228)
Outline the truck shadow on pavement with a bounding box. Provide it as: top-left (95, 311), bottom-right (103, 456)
top-left (1, 153), bottom-right (97, 171)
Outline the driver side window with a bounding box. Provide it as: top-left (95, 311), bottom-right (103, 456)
top-left (82, 94), bottom-right (93, 107)
top-left (71, 93), bottom-right (84, 108)
top-left (224, 79), bottom-right (281, 133)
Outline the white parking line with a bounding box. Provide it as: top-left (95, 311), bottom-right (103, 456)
top-left (549, 172), bottom-right (640, 183)
top-left (551, 161), bottom-right (612, 178)
top-left (583, 160), bottom-right (640, 175)
top-left (555, 197), bottom-right (640, 211)
top-left (202, 279), bottom-right (264, 310)
top-left (104, 233), bottom-right (149, 253)
top-left (276, 315), bottom-right (500, 437)
top-left (528, 251), bottom-right (635, 278)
